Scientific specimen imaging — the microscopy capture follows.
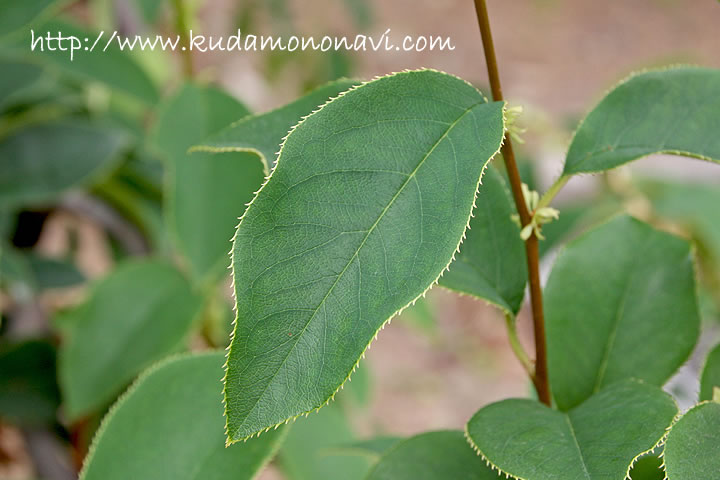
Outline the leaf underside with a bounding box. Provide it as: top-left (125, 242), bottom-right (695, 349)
top-left (564, 67), bottom-right (720, 175)
top-left (439, 166), bottom-right (527, 315)
top-left (466, 380), bottom-right (677, 480)
top-left (81, 353), bottom-right (285, 480)
top-left (545, 215), bottom-right (699, 411)
top-left (224, 69), bottom-right (505, 441)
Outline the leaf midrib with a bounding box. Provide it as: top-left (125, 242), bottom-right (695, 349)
top-left (564, 415), bottom-right (591, 480)
top-left (232, 100), bottom-right (487, 437)
top-left (592, 231), bottom-right (650, 393)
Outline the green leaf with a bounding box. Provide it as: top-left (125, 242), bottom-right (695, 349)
top-left (700, 344), bottom-right (720, 402)
top-left (564, 67), bottom-right (720, 175)
top-left (641, 179), bottom-right (720, 266)
top-left (0, 0), bottom-right (65, 37)
top-left (0, 59), bottom-right (44, 110)
top-left (0, 121), bottom-right (129, 209)
top-left (193, 79), bottom-right (358, 172)
top-left (628, 454), bottom-right (665, 480)
top-left (224, 69), bottom-right (505, 441)
top-left (3, 20), bottom-right (159, 105)
top-left (150, 83), bottom-right (265, 282)
top-left (663, 401), bottom-right (720, 479)
top-left (27, 253), bottom-right (85, 290)
top-left (367, 430), bottom-right (499, 479)
top-left (80, 352), bottom-right (285, 480)
top-left (438, 166), bottom-right (527, 314)
top-left (466, 380), bottom-right (677, 480)
top-left (57, 260), bottom-right (202, 420)
top-left (329, 436), bottom-right (403, 459)
top-left (546, 215), bottom-right (700, 410)
top-left (0, 339), bottom-right (60, 426)
top-left (277, 402), bottom-right (372, 480)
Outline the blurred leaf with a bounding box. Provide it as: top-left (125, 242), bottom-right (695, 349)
top-left (2, 20), bottom-right (159, 105)
top-left (150, 83), bottom-right (265, 283)
top-left (0, 121), bottom-right (129, 209)
top-left (278, 402), bottom-right (371, 480)
top-left (343, 0), bottom-right (373, 29)
top-left (663, 401), bottom-right (720, 479)
top-left (0, 243), bottom-right (34, 288)
top-left (223, 70), bottom-right (505, 441)
top-left (0, 0), bottom-right (66, 38)
top-left (641, 179), bottom-right (720, 264)
top-left (0, 339), bottom-right (60, 426)
top-left (193, 79), bottom-right (358, 171)
top-left (133, 0), bottom-right (165, 24)
top-left (701, 344), bottom-right (720, 402)
top-left (27, 253), bottom-right (84, 289)
top-left (330, 436), bottom-right (403, 459)
top-left (343, 361), bottom-right (371, 408)
top-left (546, 215), bottom-right (700, 410)
top-left (466, 381), bottom-right (677, 480)
top-left (439, 166), bottom-right (527, 315)
top-left (81, 352), bottom-right (285, 480)
top-left (57, 260), bottom-right (203, 420)
top-left (538, 197), bottom-right (622, 257)
top-left (367, 431), bottom-right (499, 479)
top-left (0, 59), bottom-right (44, 111)
top-left (564, 67), bottom-right (720, 175)
top-left (398, 296), bottom-right (436, 335)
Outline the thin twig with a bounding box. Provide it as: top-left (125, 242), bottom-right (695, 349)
top-left (472, 0), bottom-right (552, 406)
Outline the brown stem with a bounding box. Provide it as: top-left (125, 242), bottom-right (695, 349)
top-left (472, 0), bottom-right (551, 406)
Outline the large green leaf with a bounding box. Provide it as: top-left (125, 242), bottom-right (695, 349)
top-left (0, 121), bottom-right (129, 209)
top-left (700, 344), bottom-right (720, 402)
top-left (663, 401), bottom-right (720, 479)
top-left (466, 380), bottom-right (677, 480)
top-left (224, 69), bottom-right (505, 441)
top-left (2, 20), bottom-right (159, 105)
top-left (150, 83), bottom-right (265, 282)
top-left (57, 260), bottom-right (202, 420)
top-left (0, 339), bottom-right (60, 426)
top-left (438, 166), bottom-right (526, 314)
top-left (367, 430), bottom-right (499, 480)
top-left (192, 79), bottom-right (358, 172)
top-left (81, 353), bottom-right (285, 480)
top-left (564, 67), bottom-right (720, 175)
top-left (546, 215), bottom-right (700, 410)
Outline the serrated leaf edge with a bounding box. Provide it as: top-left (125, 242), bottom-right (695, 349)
top-left (562, 64), bottom-right (720, 176)
top-left (463, 380), bottom-right (679, 480)
top-left (222, 67), bottom-right (505, 444)
top-left (188, 77), bottom-right (361, 175)
top-left (79, 351), bottom-right (285, 480)
top-left (658, 399), bottom-right (718, 480)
